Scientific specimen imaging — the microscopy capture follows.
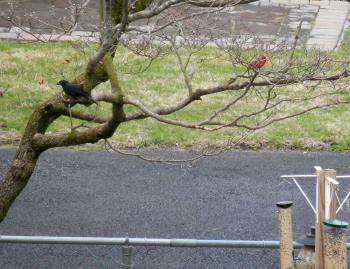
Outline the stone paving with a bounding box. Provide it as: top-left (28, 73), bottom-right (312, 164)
top-left (0, 0), bottom-right (348, 50)
top-left (257, 0), bottom-right (350, 50)
top-left (306, 1), bottom-right (350, 50)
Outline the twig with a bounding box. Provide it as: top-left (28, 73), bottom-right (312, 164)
top-left (68, 104), bottom-right (73, 131)
top-left (103, 128), bottom-right (253, 166)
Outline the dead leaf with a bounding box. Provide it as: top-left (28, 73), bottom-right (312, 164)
top-left (38, 79), bottom-right (46, 89)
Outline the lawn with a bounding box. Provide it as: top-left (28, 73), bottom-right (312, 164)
top-left (0, 31), bottom-right (350, 151)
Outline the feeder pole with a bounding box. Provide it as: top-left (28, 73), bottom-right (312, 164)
top-left (277, 201), bottom-right (294, 269)
top-left (323, 219), bottom-right (348, 269)
top-left (315, 167), bottom-right (325, 269)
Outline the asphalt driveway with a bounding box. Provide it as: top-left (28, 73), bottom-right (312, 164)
top-left (0, 149), bottom-right (350, 268)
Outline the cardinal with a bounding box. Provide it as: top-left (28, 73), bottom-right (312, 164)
top-left (247, 54), bottom-right (267, 70)
top-left (226, 55), bottom-right (267, 85)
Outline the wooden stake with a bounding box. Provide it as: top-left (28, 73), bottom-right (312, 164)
top-left (315, 168), bottom-right (325, 269)
top-left (325, 170), bottom-right (337, 219)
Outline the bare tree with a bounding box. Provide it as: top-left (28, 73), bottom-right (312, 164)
top-left (0, 0), bottom-right (349, 222)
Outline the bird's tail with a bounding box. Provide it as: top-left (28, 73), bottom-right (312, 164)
top-left (88, 96), bottom-right (98, 105)
top-left (82, 91), bottom-right (97, 104)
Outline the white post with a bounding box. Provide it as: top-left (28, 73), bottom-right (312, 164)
top-left (325, 176), bottom-right (339, 220)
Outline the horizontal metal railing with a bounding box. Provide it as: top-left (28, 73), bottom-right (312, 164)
top-left (0, 235), bottom-right (304, 248)
top-left (2, 235), bottom-right (350, 268)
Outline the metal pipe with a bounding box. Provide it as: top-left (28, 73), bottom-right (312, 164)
top-left (0, 235), bottom-right (350, 250)
top-left (292, 178), bottom-right (316, 214)
top-left (336, 191), bottom-right (350, 214)
top-left (280, 175), bottom-right (350, 179)
top-left (0, 235), bottom-right (303, 248)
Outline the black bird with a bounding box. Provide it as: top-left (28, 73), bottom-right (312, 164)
top-left (57, 80), bottom-right (96, 104)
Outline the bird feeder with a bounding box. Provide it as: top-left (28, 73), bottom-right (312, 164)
top-left (295, 226), bottom-right (315, 269)
top-left (276, 201), bottom-right (294, 269)
top-left (323, 219), bottom-right (348, 269)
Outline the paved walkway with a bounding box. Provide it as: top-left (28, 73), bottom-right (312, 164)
top-left (257, 0), bottom-right (350, 50)
top-left (305, 1), bottom-right (350, 50)
top-left (0, 0), bottom-right (349, 50)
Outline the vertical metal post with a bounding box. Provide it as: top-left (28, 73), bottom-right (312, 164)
top-left (323, 220), bottom-right (348, 269)
top-left (277, 201), bottom-right (294, 269)
top-left (120, 245), bottom-right (134, 268)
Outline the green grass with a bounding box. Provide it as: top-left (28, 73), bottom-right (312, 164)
top-left (0, 32), bottom-right (350, 151)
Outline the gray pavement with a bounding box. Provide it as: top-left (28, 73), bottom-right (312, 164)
top-left (306, 1), bottom-right (350, 50)
top-left (1, 149), bottom-right (350, 268)
top-left (0, 0), bottom-right (349, 50)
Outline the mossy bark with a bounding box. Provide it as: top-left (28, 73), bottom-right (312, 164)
top-left (0, 101), bottom-right (57, 221)
top-left (111, 0), bottom-right (124, 25)
top-left (0, 0), bottom-right (143, 223)
top-left (0, 54), bottom-right (122, 222)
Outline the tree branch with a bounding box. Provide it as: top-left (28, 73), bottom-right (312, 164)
top-left (125, 97), bottom-right (209, 129)
top-left (104, 129), bottom-right (253, 165)
top-left (33, 53), bottom-right (125, 151)
top-left (187, 0), bottom-right (258, 7)
top-left (235, 99), bottom-right (350, 131)
top-left (125, 70), bottom-right (350, 121)
top-left (127, 0), bottom-right (183, 22)
top-left (60, 108), bottom-right (108, 123)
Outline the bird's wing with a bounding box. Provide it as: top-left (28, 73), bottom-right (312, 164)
top-left (70, 85), bottom-right (89, 97)
top-left (248, 59), bottom-right (258, 69)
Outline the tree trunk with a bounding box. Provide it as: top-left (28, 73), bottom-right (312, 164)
top-left (0, 57), bottom-right (121, 222)
top-left (0, 145), bottom-right (39, 221)
top-left (0, 96), bottom-right (60, 221)
top-left (0, 0), bottom-right (137, 223)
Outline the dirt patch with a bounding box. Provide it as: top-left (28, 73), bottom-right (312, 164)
top-left (0, 132), bottom-right (21, 147)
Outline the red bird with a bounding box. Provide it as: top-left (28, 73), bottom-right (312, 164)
top-left (247, 55), bottom-right (267, 70)
top-left (226, 54), bottom-right (267, 85)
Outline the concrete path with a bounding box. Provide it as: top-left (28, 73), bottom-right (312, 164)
top-left (0, 0), bottom-right (349, 50)
top-left (1, 149), bottom-right (350, 268)
top-left (258, 0), bottom-right (350, 50)
top-left (306, 1), bottom-right (350, 50)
